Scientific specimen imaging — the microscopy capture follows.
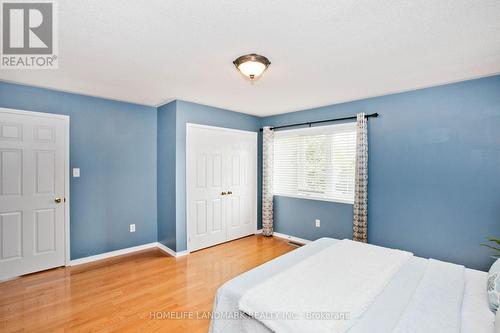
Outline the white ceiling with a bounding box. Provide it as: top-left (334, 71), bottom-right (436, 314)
top-left (1, 0), bottom-right (500, 116)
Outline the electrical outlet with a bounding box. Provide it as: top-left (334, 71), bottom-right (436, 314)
top-left (315, 219), bottom-right (320, 228)
top-left (130, 224), bottom-right (136, 232)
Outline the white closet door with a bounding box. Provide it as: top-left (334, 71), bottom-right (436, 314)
top-left (0, 108), bottom-right (68, 280)
top-left (224, 130), bottom-right (257, 241)
top-left (187, 126), bottom-right (227, 251)
top-left (187, 124), bottom-right (257, 252)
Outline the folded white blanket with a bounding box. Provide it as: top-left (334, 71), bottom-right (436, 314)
top-left (392, 259), bottom-right (465, 333)
top-left (238, 239), bottom-right (412, 333)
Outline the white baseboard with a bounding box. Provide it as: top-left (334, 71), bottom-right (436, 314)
top-left (28, 232), bottom-right (306, 271)
top-left (68, 233), bottom-right (309, 267)
top-left (272, 232), bottom-right (311, 245)
top-left (70, 242), bottom-right (190, 266)
top-left (156, 242), bottom-right (176, 256)
top-left (176, 250), bottom-right (190, 257)
top-left (70, 242), bottom-right (158, 266)
top-left (255, 229), bottom-right (310, 245)
top-left (156, 242), bottom-right (189, 257)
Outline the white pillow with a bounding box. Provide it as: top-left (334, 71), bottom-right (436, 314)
top-left (489, 258), bottom-right (500, 313)
top-left (496, 310), bottom-right (500, 333)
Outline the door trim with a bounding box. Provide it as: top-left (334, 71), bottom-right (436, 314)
top-left (186, 123), bottom-right (258, 252)
top-left (0, 107), bottom-right (71, 267)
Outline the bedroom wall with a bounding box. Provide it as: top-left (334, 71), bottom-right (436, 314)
top-left (157, 101), bottom-right (177, 250)
top-left (2, 75), bottom-right (498, 269)
top-left (0, 82), bottom-right (158, 259)
top-left (261, 75), bottom-right (500, 271)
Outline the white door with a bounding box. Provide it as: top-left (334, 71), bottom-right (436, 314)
top-left (187, 124), bottom-right (257, 252)
top-left (187, 127), bottom-right (228, 251)
top-left (224, 130), bottom-right (257, 241)
top-left (0, 108), bottom-right (69, 280)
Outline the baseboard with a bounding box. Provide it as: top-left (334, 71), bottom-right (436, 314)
top-left (175, 250), bottom-right (190, 257)
top-left (272, 232), bottom-right (311, 245)
top-left (67, 233), bottom-right (310, 267)
top-left (70, 242), bottom-right (158, 266)
top-left (156, 242), bottom-right (189, 257)
top-left (70, 242), bottom-right (192, 266)
top-left (156, 242), bottom-right (176, 256)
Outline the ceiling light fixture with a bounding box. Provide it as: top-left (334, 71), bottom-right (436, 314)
top-left (233, 53), bottom-right (271, 81)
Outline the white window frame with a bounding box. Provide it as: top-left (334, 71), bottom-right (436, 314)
top-left (273, 122), bottom-right (356, 205)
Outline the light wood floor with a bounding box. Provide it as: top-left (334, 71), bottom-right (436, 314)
top-left (0, 235), bottom-right (295, 333)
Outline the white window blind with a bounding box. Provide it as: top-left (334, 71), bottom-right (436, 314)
top-left (273, 122), bottom-right (357, 204)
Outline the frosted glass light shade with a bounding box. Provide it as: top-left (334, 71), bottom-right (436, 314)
top-left (233, 54), bottom-right (271, 80)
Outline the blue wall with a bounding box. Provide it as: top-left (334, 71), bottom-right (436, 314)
top-left (2, 75), bottom-right (499, 270)
top-left (274, 196), bottom-right (354, 241)
top-left (0, 82), bottom-right (158, 259)
top-left (262, 75), bottom-right (500, 271)
top-left (157, 101), bottom-right (177, 250)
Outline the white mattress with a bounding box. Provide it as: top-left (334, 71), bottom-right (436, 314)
top-left (209, 238), bottom-right (494, 333)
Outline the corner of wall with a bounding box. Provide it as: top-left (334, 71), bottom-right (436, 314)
top-left (156, 100), bottom-right (178, 250)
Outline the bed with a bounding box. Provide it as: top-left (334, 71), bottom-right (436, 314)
top-left (209, 238), bottom-right (494, 333)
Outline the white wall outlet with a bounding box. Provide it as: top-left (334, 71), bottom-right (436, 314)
top-left (315, 219), bottom-right (321, 228)
top-left (129, 224), bottom-right (136, 232)
top-left (72, 168), bottom-right (80, 177)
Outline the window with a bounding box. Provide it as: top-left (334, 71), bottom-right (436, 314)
top-left (273, 123), bottom-right (357, 204)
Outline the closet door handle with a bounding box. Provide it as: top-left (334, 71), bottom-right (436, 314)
top-left (221, 192), bottom-right (227, 196)
top-left (227, 191), bottom-right (233, 195)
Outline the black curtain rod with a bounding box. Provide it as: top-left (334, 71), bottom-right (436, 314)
top-left (259, 112), bottom-right (379, 131)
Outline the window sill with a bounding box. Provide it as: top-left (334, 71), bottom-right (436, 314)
top-left (273, 193), bottom-right (354, 205)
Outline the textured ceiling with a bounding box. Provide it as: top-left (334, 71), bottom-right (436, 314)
top-left (1, 0), bottom-right (500, 116)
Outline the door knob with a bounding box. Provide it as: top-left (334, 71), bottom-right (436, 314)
top-left (221, 192), bottom-right (227, 196)
top-left (54, 197), bottom-right (62, 203)
top-left (227, 191), bottom-right (233, 195)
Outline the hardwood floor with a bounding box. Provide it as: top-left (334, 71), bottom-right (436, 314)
top-left (0, 235), bottom-right (294, 333)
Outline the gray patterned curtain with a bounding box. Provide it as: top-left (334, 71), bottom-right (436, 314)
top-left (353, 113), bottom-right (368, 242)
top-left (262, 127), bottom-right (274, 236)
